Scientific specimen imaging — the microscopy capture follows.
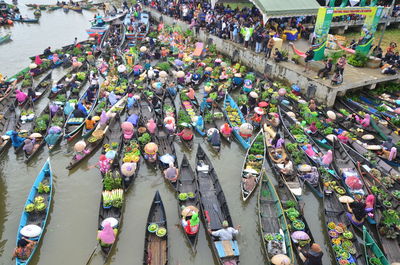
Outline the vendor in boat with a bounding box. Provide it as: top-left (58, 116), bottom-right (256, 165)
top-left (27, 87), bottom-right (36, 101)
top-left (280, 157), bottom-right (294, 175)
top-left (164, 162), bottom-right (179, 182)
top-left (346, 200), bottom-right (367, 226)
top-left (71, 104), bottom-right (86, 118)
top-left (85, 116), bottom-right (96, 131)
top-left (43, 46), bottom-right (51, 56)
top-left (209, 220), bottom-right (240, 241)
top-left (176, 125), bottom-right (193, 141)
top-left (298, 243), bottom-right (323, 265)
top-left (243, 173), bottom-right (257, 194)
top-left (97, 222), bottom-right (116, 247)
top-left (15, 89), bottom-right (28, 104)
top-left (220, 123), bottom-right (232, 138)
top-left (182, 211), bottom-right (200, 235)
top-left (381, 137), bottom-right (398, 161)
top-left (12, 237), bottom-right (36, 260)
top-left (307, 122), bottom-right (317, 134)
top-left (207, 128), bottom-right (221, 149)
top-left (23, 138), bottom-right (39, 155)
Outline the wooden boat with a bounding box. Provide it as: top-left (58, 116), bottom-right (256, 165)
top-left (280, 108), bottom-right (323, 198)
top-left (223, 93), bottom-right (250, 149)
top-left (64, 86), bottom-right (99, 141)
top-left (195, 144), bottom-right (240, 265)
top-left (258, 169), bottom-right (295, 264)
top-left (179, 91), bottom-right (205, 137)
top-left (14, 99), bottom-right (36, 154)
top-left (100, 20), bottom-right (126, 51)
top-left (240, 129), bottom-right (265, 201)
top-left (161, 93), bottom-right (176, 135)
top-left (0, 33), bottom-right (11, 44)
top-left (264, 124), bottom-right (303, 197)
top-left (177, 155), bottom-right (200, 253)
top-left (363, 226), bottom-right (390, 265)
top-left (98, 169), bottom-right (124, 260)
top-left (32, 71), bottom-right (52, 102)
top-left (45, 105), bottom-right (65, 150)
top-left (68, 5), bottom-right (82, 12)
top-left (155, 132), bottom-right (178, 189)
top-left (101, 114), bottom-right (122, 168)
top-left (120, 138), bottom-right (140, 190)
top-left (324, 187), bottom-right (366, 265)
top-left (11, 17), bottom-right (39, 23)
top-left (0, 104), bottom-right (17, 155)
top-left (25, 105), bottom-right (51, 162)
top-left (124, 12), bottom-right (149, 41)
top-left (66, 116), bottom-right (114, 170)
top-left (143, 191), bottom-right (168, 265)
top-left (203, 107), bottom-right (221, 152)
top-left (276, 173), bottom-right (316, 265)
top-left (48, 63), bottom-right (87, 99)
top-left (15, 158), bottom-right (52, 265)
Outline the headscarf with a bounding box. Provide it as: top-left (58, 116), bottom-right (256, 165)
top-left (190, 212), bottom-right (200, 226)
top-left (45, 133), bottom-right (59, 146)
top-left (360, 114), bottom-right (370, 127)
top-left (271, 133), bottom-right (281, 147)
top-left (210, 129), bottom-right (221, 146)
top-left (220, 123), bottom-right (232, 135)
top-left (16, 90), bottom-right (28, 103)
top-left (10, 131), bottom-right (25, 148)
top-left (365, 194), bottom-right (375, 209)
top-left (186, 88), bottom-right (195, 100)
top-left (389, 147), bottom-right (397, 161)
top-left (23, 138), bottom-right (34, 154)
top-left (147, 119), bottom-right (157, 134)
top-left (98, 222), bottom-right (115, 244)
top-left (305, 144), bottom-right (316, 157)
top-left (108, 91), bottom-right (118, 105)
top-left (309, 122), bottom-right (317, 134)
top-left (322, 150), bottom-right (333, 165)
top-left (100, 110), bottom-right (108, 126)
top-left (350, 201), bottom-right (366, 221)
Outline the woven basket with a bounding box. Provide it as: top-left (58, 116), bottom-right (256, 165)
top-left (92, 129), bottom-right (105, 139)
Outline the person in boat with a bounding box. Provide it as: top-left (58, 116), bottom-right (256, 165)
top-left (309, 99), bottom-right (317, 111)
top-left (97, 222), bottom-right (116, 247)
top-left (298, 243), bottom-right (323, 265)
top-left (12, 237), bottom-right (36, 260)
top-left (15, 89), bottom-right (28, 104)
top-left (250, 113), bottom-right (262, 128)
top-left (45, 127), bottom-right (61, 148)
top-left (220, 123), bottom-right (232, 139)
top-left (166, 82), bottom-right (177, 97)
top-left (240, 104), bottom-right (248, 117)
top-left (10, 131), bottom-right (25, 148)
top-left (43, 47), bottom-right (51, 56)
top-left (307, 122), bottom-right (317, 134)
top-left (365, 194), bottom-right (375, 218)
top-left (243, 173), bottom-right (257, 193)
top-left (269, 113), bottom-right (280, 127)
top-left (23, 138), bottom-right (36, 155)
top-left (176, 125), bottom-right (194, 141)
top-left (346, 200), bottom-right (367, 226)
top-left (108, 91), bottom-right (118, 106)
top-left (164, 162), bottom-right (179, 182)
top-left (280, 157), bottom-right (294, 175)
top-left (146, 119), bottom-right (157, 134)
top-left (72, 104), bottom-right (86, 118)
top-left (27, 87), bottom-right (36, 101)
top-left (271, 133), bottom-right (284, 149)
top-left (85, 116), bottom-right (96, 131)
top-left (209, 220), bottom-right (240, 241)
top-left (164, 117), bottom-right (176, 134)
top-left (182, 211), bottom-right (200, 235)
top-left (207, 128), bottom-right (221, 148)
top-left (321, 150), bottom-right (333, 166)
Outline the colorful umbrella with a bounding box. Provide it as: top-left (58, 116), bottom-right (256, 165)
top-left (291, 231), bottom-right (310, 241)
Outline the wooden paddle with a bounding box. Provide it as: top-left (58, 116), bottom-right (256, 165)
top-left (85, 243), bottom-right (99, 265)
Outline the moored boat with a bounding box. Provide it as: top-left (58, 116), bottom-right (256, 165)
top-left (363, 226), bottom-right (390, 265)
top-left (143, 191), bottom-right (168, 265)
top-left (195, 144), bottom-right (240, 265)
top-left (15, 158), bottom-right (52, 265)
top-left (14, 99), bottom-right (36, 154)
top-left (0, 103), bottom-right (17, 155)
top-left (0, 33), bottom-right (11, 44)
top-left (177, 155), bottom-right (200, 253)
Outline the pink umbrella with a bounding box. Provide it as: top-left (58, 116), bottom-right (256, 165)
top-left (345, 176), bottom-right (363, 190)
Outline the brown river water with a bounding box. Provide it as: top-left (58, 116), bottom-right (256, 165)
top-left (0, 1), bottom-right (334, 264)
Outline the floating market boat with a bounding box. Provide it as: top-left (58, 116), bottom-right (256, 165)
top-left (0, 103), bottom-right (17, 155)
top-left (48, 63), bottom-right (87, 99)
top-left (177, 154), bottom-right (200, 253)
top-left (161, 93), bottom-right (176, 135)
top-left (196, 144), bottom-right (240, 265)
top-left (202, 107), bottom-right (221, 152)
top-left (323, 189), bottom-right (366, 265)
top-left (176, 108), bottom-right (193, 150)
top-left (240, 129), bottom-right (265, 201)
top-left (98, 169), bottom-right (124, 260)
top-left (155, 132), bottom-right (178, 189)
top-left (100, 20), bottom-right (126, 51)
top-left (11, 17), bottom-right (39, 23)
top-left (124, 12), bottom-right (149, 41)
top-left (15, 158), bottom-right (52, 265)
top-left (223, 93), bottom-right (250, 149)
top-left (14, 99), bottom-right (36, 154)
top-left (0, 33), bottom-right (11, 44)
top-left (25, 104), bottom-right (50, 162)
top-left (120, 138), bottom-right (140, 190)
top-left (257, 169), bottom-right (294, 264)
top-left (143, 190), bottom-right (168, 265)
top-left (45, 105), bottom-right (65, 150)
top-left (180, 91), bottom-right (204, 136)
top-left (264, 124), bottom-right (303, 197)
top-left (100, 113), bottom-right (122, 170)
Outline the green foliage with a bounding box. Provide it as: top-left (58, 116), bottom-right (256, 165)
top-left (22, 78), bottom-right (32, 88)
top-left (155, 62), bottom-right (171, 71)
top-left (138, 133), bottom-right (151, 146)
top-left (348, 51), bottom-right (368, 67)
top-left (72, 47), bottom-right (83, 56)
top-left (148, 31), bottom-right (158, 38)
top-left (178, 109), bottom-right (191, 125)
top-left (328, 50), bottom-right (345, 64)
top-left (208, 44), bottom-right (217, 54)
top-left (34, 114), bottom-right (50, 132)
top-left (103, 172), bottom-right (123, 191)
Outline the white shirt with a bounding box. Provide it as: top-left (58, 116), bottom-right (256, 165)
top-left (211, 227), bottom-right (238, 241)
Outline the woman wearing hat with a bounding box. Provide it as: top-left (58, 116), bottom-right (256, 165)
top-left (298, 243), bottom-right (323, 265)
top-left (181, 211), bottom-right (200, 235)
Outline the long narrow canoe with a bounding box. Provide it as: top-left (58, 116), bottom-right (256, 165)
top-left (240, 129), bottom-right (265, 201)
top-left (15, 158), bottom-right (52, 265)
top-left (363, 226), bottom-right (390, 265)
top-left (196, 144), bottom-right (240, 265)
top-left (98, 169), bottom-right (124, 261)
top-left (223, 93), bottom-right (250, 149)
top-left (155, 132), bottom-right (178, 190)
top-left (0, 104), bottom-right (17, 155)
top-left (143, 191), bottom-right (168, 265)
top-left (0, 33), bottom-right (11, 44)
top-left (177, 155), bottom-right (200, 253)
top-left (14, 99), bottom-right (36, 154)
top-left (176, 107), bottom-right (193, 150)
top-left (323, 188), bottom-right (366, 265)
top-left (264, 124), bottom-right (303, 198)
top-left (258, 169), bottom-right (295, 264)
top-left (32, 71), bottom-right (52, 102)
top-left (45, 106), bottom-right (65, 150)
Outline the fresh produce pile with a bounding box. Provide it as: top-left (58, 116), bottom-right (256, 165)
top-left (102, 189), bottom-right (123, 208)
top-left (182, 100), bottom-right (196, 123)
top-left (54, 94), bottom-right (67, 103)
top-left (225, 103), bottom-right (242, 128)
top-left (34, 114), bottom-right (50, 133)
top-left (147, 222), bottom-right (167, 237)
top-left (327, 222), bottom-right (356, 265)
top-left (122, 140), bottom-right (140, 163)
top-left (263, 232), bottom-right (285, 256)
top-left (95, 101), bottom-right (107, 114)
top-left (138, 133), bottom-right (151, 146)
top-left (163, 104), bottom-right (175, 118)
top-left (283, 200), bottom-right (310, 247)
top-left (76, 72), bottom-right (86, 81)
top-left (245, 135), bottom-right (264, 173)
top-left (379, 209), bottom-right (400, 239)
top-left (25, 195), bottom-right (47, 213)
top-left (285, 143), bottom-right (304, 164)
top-left (20, 110), bottom-right (35, 122)
top-left (103, 171), bottom-right (123, 191)
top-left (178, 109), bottom-right (191, 126)
top-left (38, 182), bottom-right (50, 194)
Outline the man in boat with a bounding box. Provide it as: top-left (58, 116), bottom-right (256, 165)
top-left (298, 243), bottom-right (323, 265)
top-left (163, 162), bottom-right (179, 182)
top-left (43, 46), bottom-right (51, 56)
top-left (181, 211), bottom-right (200, 235)
top-left (12, 237), bottom-right (36, 260)
top-left (280, 157), bottom-right (294, 176)
top-left (209, 220), bottom-right (240, 241)
top-left (71, 104), bottom-right (86, 118)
